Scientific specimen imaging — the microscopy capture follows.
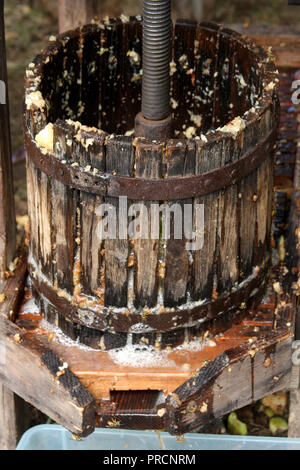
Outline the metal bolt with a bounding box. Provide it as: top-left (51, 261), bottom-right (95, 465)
top-left (142, 0), bottom-right (171, 121)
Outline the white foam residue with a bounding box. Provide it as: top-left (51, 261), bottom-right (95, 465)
top-left (129, 323), bottom-right (154, 334)
top-left (174, 337), bottom-right (210, 353)
top-left (109, 345), bottom-right (175, 369)
top-left (20, 297), bottom-right (40, 315)
top-left (39, 318), bottom-right (96, 351)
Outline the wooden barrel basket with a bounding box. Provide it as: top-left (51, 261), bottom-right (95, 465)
top-left (23, 18), bottom-right (279, 351)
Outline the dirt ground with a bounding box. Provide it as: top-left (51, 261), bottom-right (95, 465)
top-left (3, 0), bottom-right (298, 436)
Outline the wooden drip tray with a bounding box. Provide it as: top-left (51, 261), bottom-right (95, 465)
top-left (13, 279), bottom-right (294, 433)
top-left (15, 287), bottom-right (292, 398)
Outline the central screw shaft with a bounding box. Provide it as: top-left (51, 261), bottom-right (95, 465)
top-left (142, 0), bottom-right (171, 121)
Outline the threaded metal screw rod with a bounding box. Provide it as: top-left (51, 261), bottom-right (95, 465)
top-left (142, 0), bottom-right (171, 121)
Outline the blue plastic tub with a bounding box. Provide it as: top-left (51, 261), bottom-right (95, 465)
top-left (16, 425), bottom-right (300, 450)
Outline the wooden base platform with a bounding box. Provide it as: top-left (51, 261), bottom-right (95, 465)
top-left (19, 283), bottom-right (296, 434)
top-left (0, 249), bottom-right (295, 436)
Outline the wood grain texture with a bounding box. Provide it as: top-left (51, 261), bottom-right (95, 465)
top-left (167, 332), bottom-right (292, 435)
top-left (134, 140), bottom-right (162, 309)
top-left (24, 20), bottom-right (278, 349)
top-left (226, 24), bottom-right (300, 69)
top-left (52, 121), bottom-right (76, 293)
top-left (239, 119), bottom-right (259, 280)
top-left (79, 130), bottom-right (106, 297)
top-left (192, 136), bottom-right (223, 301)
top-left (0, 259), bottom-right (95, 437)
top-left (59, 0), bottom-right (95, 33)
top-left (172, 20), bottom-right (197, 136)
top-left (163, 141), bottom-right (194, 307)
top-left (0, 384), bottom-right (31, 450)
top-left (217, 135), bottom-right (240, 293)
top-left (105, 136), bottom-right (133, 307)
top-left (193, 22), bottom-right (219, 132)
top-left (0, 0), bottom-right (16, 278)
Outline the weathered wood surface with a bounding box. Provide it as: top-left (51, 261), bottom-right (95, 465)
top-left (167, 331), bottom-right (292, 434)
top-left (286, 91), bottom-right (300, 340)
top-left (0, 251), bottom-right (95, 437)
top-left (0, 5), bottom-right (20, 448)
top-left (10, 27), bottom-right (298, 434)
top-left (0, 0), bottom-right (16, 278)
top-left (133, 140), bottom-right (162, 309)
top-left (105, 137), bottom-right (132, 308)
top-left (14, 284), bottom-right (294, 433)
top-left (11, 64), bottom-right (300, 433)
top-left (52, 121), bottom-right (76, 293)
top-left (24, 20), bottom-right (278, 351)
top-left (0, 384), bottom-right (32, 450)
top-left (289, 389), bottom-right (300, 438)
top-left (59, 0), bottom-right (95, 33)
top-left (226, 24), bottom-right (300, 69)
top-left (163, 140), bottom-right (193, 308)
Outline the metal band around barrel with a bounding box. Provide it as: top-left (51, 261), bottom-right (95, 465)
top-left (24, 126), bottom-right (277, 201)
top-left (29, 259), bottom-right (269, 333)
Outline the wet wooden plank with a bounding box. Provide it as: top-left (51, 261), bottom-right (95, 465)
top-left (164, 141), bottom-right (193, 307)
top-left (122, 19), bottom-right (143, 134)
top-left (79, 130), bottom-right (106, 297)
top-left (98, 19), bottom-right (123, 133)
top-left (167, 332), bottom-right (292, 435)
top-left (239, 119), bottom-right (259, 281)
top-left (38, 173), bottom-right (53, 282)
top-left (194, 23), bottom-right (219, 132)
top-left (217, 135), bottom-right (240, 293)
top-left (256, 105), bottom-right (274, 265)
top-left (80, 25), bottom-right (101, 128)
top-left (133, 141), bottom-right (163, 309)
top-left (105, 136), bottom-right (133, 307)
top-left (192, 137), bottom-right (223, 301)
top-left (172, 19), bottom-right (197, 136)
top-left (0, 261), bottom-right (95, 437)
top-left (52, 121), bottom-right (77, 293)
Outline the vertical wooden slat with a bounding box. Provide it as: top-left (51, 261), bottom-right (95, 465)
top-left (239, 116), bottom-right (260, 280)
top-left (105, 136), bottom-right (133, 307)
top-left (0, 3), bottom-right (26, 450)
top-left (172, 20), bottom-right (197, 136)
top-left (81, 25), bottom-right (101, 128)
top-left (0, 0), bottom-right (16, 277)
top-left (164, 141), bottom-right (194, 307)
top-left (38, 173), bottom-right (53, 282)
top-left (256, 105), bottom-right (274, 264)
top-left (59, 0), bottom-right (95, 33)
top-left (79, 130), bottom-right (106, 297)
top-left (217, 135), bottom-right (241, 293)
top-left (52, 121), bottom-right (77, 293)
top-left (98, 19), bottom-right (122, 134)
top-left (134, 141), bottom-right (163, 309)
top-left (26, 157), bottom-right (37, 261)
top-left (60, 33), bottom-right (81, 122)
top-left (192, 137), bottom-right (223, 301)
top-left (194, 24), bottom-right (220, 133)
top-left (0, 385), bottom-right (31, 450)
top-left (214, 29), bottom-right (239, 128)
top-left (122, 19), bottom-right (143, 134)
